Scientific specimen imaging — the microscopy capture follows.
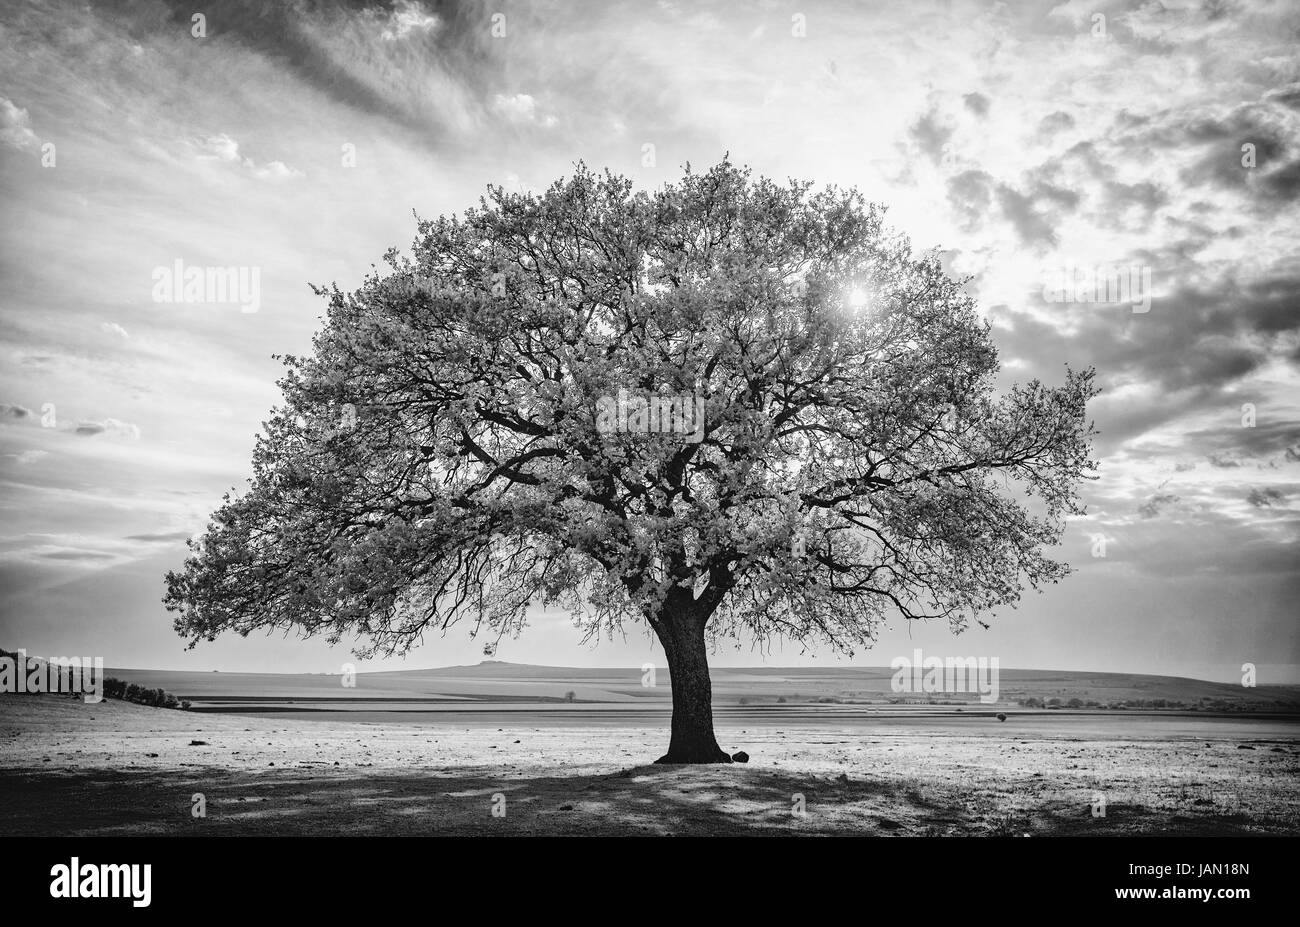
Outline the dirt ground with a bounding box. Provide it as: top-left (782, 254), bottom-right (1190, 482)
top-left (2, 696), bottom-right (1297, 836)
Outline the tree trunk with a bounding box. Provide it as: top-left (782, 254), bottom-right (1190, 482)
top-left (654, 608), bottom-right (732, 764)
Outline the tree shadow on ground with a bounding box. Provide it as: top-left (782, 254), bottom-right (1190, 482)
top-left (0, 764), bottom-right (1277, 836)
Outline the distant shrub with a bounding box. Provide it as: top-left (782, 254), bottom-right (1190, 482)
top-left (776, 696), bottom-right (786, 704)
top-left (100, 677), bottom-right (186, 710)
top-left (563, 690), bottom-right (576, 702)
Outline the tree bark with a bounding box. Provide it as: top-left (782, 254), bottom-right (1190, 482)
top-left (654, 606), bottom-right (733, 764)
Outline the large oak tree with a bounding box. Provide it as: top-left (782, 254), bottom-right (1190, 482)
top-left (164, 159), bottom-right (1097, 763)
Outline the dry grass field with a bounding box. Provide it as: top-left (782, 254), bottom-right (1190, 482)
top-left (3, 693), bottom-right (1296, 836)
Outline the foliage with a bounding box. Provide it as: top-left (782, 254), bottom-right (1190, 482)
top-left (164, 158), bottom-right (1097, 664)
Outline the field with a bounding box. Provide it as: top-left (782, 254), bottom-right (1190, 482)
top-left (1, 663), bottom-right (1297, 836)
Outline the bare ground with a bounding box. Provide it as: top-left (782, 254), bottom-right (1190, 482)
top-left (2, 696), bottom-right (1297, 836)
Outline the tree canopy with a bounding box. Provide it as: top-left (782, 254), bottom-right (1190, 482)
top-left (164, 158), bottom-right (1097, 762)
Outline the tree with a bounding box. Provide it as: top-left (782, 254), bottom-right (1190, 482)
top-left (163, 158), bottom-right (1097, 764)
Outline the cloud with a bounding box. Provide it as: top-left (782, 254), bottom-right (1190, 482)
top-left (1247, 487), bottom-right (1286, 507)
top-left (1138, 492), bottom-right (1181, 519)
top-left (73, 418), bottom-right (141, 439)
top-left (1099, 179), bottom-right (1167, 228)
top-left (248, 160), bottom-right (302, 181)
top-left (1046, 0), bottom-right (1102, 29)
top-left (1128, 98), bottom-right (1300, 212)
top-left (1, 404), bottom-right (33, 421)
top-left (124, 531), bottom-right (193, 543)
top-left (1038, 111), bottom-right (1075, 137)
top-left (946, 170), bottom-right (995, 232)
top-left (1265, 84), bottom-right (1300, 111)
top-left (996, 184), bottom-right (1061, 248)
top-left (945, 169), bottom-right (1067, 246)
top-left (991, 274), bottom-right (1300, 431)
top-left (162, 1), bottom-right (494, 142)
top-left (962, 92), bottom-right (990, 117)
top-left (493, 93), bottom-right (536, 121)
top-left (196, 134), bottom-right (303, 181)
top-left (380, 1), bottom-right (441, 42)
top-left (908, 108), bottom-right (954, 166)
top-left (1208, 452), bottom-right (1244, 468)
top-left (3, 450), bottom-right (48, 465)
top-left (39, 550), bottom-right (117, 562)
top-left (199, 133), bottom-right (242, 164)
top-left (0, 96), bottom-right (39, 151)
top-left (100, 322), bottom-right (129, 339)
top-left (492, 93), bottom-right (557, 128)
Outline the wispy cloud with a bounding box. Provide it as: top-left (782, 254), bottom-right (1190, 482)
top-left (73, 419), bottom-right (141, 440)
top-left (194, 133), bottom-right (303, 180)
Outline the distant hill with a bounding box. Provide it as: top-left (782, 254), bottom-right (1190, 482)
top-left (79, 659), bottom-right (1300, 714)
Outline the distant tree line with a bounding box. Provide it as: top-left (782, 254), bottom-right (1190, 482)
top-left (1016, 695), bottom-right (1296, 711)
top-left (0, 648), bottom-right (189, 710)
top-left (101, 677), bottom-right (191, 710)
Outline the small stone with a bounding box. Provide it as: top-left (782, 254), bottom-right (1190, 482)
top-left (732, 751), bottom-right (750, 763)
top-left (996, 713), bottom-right (1007, 722)
top-left (188, 740), bottom-right (207, 746)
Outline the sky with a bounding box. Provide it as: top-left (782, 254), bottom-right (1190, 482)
top-left (1, 0), bottom-right (1297, 682)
